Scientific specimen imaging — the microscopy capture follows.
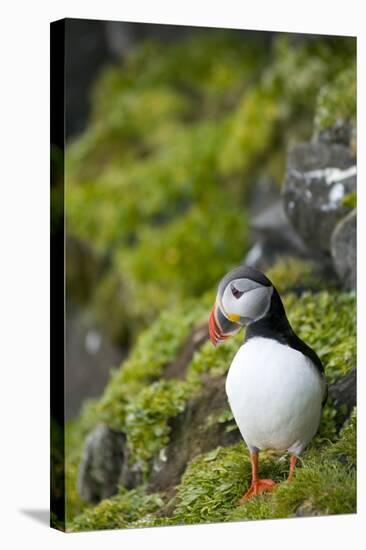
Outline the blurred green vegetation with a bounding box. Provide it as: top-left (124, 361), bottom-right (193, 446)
top-left (314, 61), bottom-right (356, 132)
top-left (64, 31), bottom-right (356, 531)
top-left (66, 31), bottom-right (355, 345)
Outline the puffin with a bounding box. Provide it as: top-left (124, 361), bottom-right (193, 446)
top-left (209, 265), bottom-right (327, 502)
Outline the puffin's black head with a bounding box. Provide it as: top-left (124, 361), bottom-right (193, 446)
top-left (209, 265), bottom-right (274, 346)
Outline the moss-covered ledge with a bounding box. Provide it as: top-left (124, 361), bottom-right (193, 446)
top-left (66, 259), bottom-right (356, 530)
top-left (69, 410), bottom-right (356, 531)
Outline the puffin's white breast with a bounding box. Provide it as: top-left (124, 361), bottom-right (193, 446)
top-left (225, 337), bottom-right (325, 455)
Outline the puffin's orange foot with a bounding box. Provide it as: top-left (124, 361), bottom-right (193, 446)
top-left (239, 478), bottom-right (277, 503)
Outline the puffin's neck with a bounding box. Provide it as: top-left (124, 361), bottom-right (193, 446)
top-left (245, 288), bottom-right (294, 344)
top-left (244, 287), bottom-right (325, 376)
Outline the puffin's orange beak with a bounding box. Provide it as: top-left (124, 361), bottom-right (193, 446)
top-left (209, 303), bottom-right (241, 346)
top-left (209, 304), bottom-right (222, 346)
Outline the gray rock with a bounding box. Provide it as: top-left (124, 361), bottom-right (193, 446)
top-left (251, 200), bottom-right (307, 251)
top-left (119, 450), bottom-right (144, 490)
top-left (244, 200), bottom-right (309, 270)
top-left (314, 120), bottom-right (354, 147)
top-left (282, 142), bottom-right (356, 257)
top-left (77, 425), bottom-right (126, 503)
top-left (248, 177), bottom-right (280, 218)
top-left (295, 501), bottom-right (322, 517)
top-left (244, 242), bottom-right (270, 269)
top-left (66, 306), bottom-right (125, 420)
top-left (329, 368), bottom-right (356, 419)
top-left (331, 210), bottom-right (356, 290)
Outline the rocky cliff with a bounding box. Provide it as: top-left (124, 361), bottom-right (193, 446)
top-left (62, 30), bottom-right (356, 531)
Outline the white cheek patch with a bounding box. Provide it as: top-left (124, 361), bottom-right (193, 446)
top-left (241, 286), bottom-right (273, 320)
top-left (222, 285), bottom-right (273, 322)
top-left (229, 277), bottom-right (263, 293)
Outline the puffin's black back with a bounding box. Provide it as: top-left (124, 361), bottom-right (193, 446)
top-left (245, 286), bottom-right (324, 369)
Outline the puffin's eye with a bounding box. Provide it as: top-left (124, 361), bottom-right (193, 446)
top-left (231, 283), bottom-right (244, 299)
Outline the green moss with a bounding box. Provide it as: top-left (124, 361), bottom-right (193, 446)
top-left (273, 462), bottom-right (355, 517)
top-left (115, 203), bottom-right (248, 327)
top-left (315, 403), bottom-right (338, 442)
top-left (70, 488), bottom-right (165, 532)
top-left (218, 35), bottom-right (355, 180)
top-left (67, 118), bottom-right (231, 252)
top-left (65, 453), bottom-right (89, 524)
top-left (266, 258), bottom-right (331, 294)
top-left (66, 267), bottom-right (356, 526)
top-left (171, 412), bottom-right (356, 525)
top-left (68, 408), bottom-right (356, 530)
top-left (342, 192), bottom-right (357, 211)
top-left (284, 290), bottom-right (356, 442)
top-left (64, 303), bottom-right (206, 521)
top-left (95, 302), bottom-right (206, 431)
top-left (171, 444), bottom-right (287, 525)
top-left (205, 408), bottom-right (235, 432)
top-left (66, 117), bottom-right (248, 341)
top-left (187, 335), bottom-right (240, 380)
top-left (229, 459), bottom-right (355, 521)
top-left (124, 380), bottom-right (194, 469)
top-left (66, 33), bottom-right (355, 343)
top-left (286, 291), bottom-right (356, 385)
top-left (66, 34), bottom-right (262, 331)
top-left (171, 444), bottom-right (250, 524)
top-left (328, 408), bottom-right (356, 468)
top-left (218, 88), bottom-right (279, 177)
top-left (314, 62), bottom-right (356, 131)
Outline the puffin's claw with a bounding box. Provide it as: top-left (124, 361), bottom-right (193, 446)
top-left (239, 478), bottom-right (277, 503)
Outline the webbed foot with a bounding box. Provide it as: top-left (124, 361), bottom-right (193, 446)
top-left (239, 478), bottom-right (276, 503)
